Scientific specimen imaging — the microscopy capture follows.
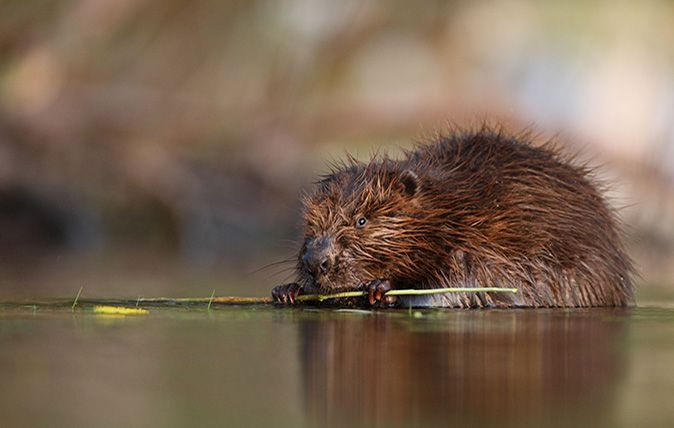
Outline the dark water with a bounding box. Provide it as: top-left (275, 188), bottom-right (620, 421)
top-left (1, 303), bottom-right (673, 428)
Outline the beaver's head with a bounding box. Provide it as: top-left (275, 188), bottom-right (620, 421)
top-left (297, 159), bottom-right (427, 292)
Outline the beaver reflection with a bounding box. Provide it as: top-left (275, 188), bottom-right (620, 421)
top-left (300, 310), bottom-right (628, 428)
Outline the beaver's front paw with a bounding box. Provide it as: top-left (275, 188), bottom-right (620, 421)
top-left (363, 279), bottom-right (397, 307)
top-left (272, 283), bottom-right (303, 304)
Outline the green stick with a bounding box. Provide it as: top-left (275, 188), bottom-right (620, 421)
top-left (296, 287), bottom-right (518, 302)
top-left (207, 289), bottom-right (216, 311)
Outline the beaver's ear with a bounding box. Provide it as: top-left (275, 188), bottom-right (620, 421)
top-left (399, 170), bottom-right (419, 197)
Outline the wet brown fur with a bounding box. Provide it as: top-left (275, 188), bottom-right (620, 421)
top-left (289, 127), bottom-right (634, 307)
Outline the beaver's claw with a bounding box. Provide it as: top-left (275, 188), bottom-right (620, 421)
top-left (363, 279), bottom-right (397, 307)
top-left (272, 283), bottom-right (303, 304)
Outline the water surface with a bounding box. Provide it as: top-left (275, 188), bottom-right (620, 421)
top-left (1, 303), bottom-right (673, 427)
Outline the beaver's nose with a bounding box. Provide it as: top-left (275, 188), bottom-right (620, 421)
top-left (303, 237), bottom-right (334, 275)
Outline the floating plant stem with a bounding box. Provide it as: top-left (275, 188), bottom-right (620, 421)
top-left (207, 289), bottom-right (216, 311)
top-left (71, 286), bottom-right (83, 312)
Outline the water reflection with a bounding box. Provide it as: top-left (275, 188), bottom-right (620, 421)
top-left (299, 309), bottom-right (629, 428)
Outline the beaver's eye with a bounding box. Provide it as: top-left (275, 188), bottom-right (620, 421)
top-left (356, 217), bottom-right (367, 228)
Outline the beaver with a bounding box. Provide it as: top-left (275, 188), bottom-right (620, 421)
top-left (272, 128), bottom-right (634, 308)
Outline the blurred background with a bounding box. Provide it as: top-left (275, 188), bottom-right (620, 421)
top-left (1, 0), bottom-right (673, 299)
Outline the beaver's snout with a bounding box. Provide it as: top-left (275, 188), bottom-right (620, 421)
top-left (302, 236), bottom-right (336, 276)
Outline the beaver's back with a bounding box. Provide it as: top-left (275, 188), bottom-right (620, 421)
top-left (400, 131), bottom-right (634, 307)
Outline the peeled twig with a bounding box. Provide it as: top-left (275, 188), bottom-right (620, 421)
top-left (297, 287), bottom-right (518, 302)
